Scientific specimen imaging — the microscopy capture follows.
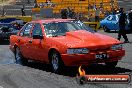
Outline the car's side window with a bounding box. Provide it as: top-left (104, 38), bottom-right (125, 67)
top-left (20, 23), bottom-right (33, 37)
top-left (112, 16), bottom-right (116, 21)
top-left (32, 23), bottom-right (43, 36)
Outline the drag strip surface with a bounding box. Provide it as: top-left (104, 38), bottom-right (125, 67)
top-left (0, 30), bottom-right (132, 88)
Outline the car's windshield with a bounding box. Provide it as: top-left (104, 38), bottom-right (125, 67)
top-left (43, 20), bottom-right (94, 37)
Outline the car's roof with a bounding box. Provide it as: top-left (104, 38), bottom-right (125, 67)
top-left (31, 19), bottom-right (75, 23)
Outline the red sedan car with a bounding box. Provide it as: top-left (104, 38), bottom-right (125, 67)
top-left (10, 19), bottom-right (125, 73)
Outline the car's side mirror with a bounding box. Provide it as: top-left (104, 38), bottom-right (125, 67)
top-left (33, 35), bottom-right (43, 39)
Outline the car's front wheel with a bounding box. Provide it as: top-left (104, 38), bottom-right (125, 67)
top-left (103, 26), bottom-right (109, 32)
top-left (105, 61), bottom-right (118, 68)
top-left (50, 50), bottom-right (64, 73)
top-left (15, 47), bottom-right (28, 65)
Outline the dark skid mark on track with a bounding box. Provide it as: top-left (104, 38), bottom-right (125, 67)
top-left (84, 64), bottom-right (132, 74)
top-left (16, 60), bottom-right (132, 77)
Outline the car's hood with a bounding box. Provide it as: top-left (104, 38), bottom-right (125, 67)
top-left (50, 30), bottom-right (120, 48)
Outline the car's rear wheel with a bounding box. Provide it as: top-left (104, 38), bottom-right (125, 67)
top-left (15, 47), bottom-right (28, 65)
top-left (50, 50), bottom-right (64, 73)
top-left (105, 61), bottom-right (118, 68)
top-left (103, 26), bottom-right (109, 32)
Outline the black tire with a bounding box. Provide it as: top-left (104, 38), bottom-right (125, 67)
top-left (50, 50), bottom-right (65, 73)
top-left (15, 47), bottom-right (28, 65)
top-left (103, 26), bottom-right (109, 32)
top-left (105, 61), bottom-right (118, 68)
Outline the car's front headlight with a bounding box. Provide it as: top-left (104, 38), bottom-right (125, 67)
top-left (67, 48), bottom-right (89, 54)
top-left (111, 44), bottom-right (123, 50)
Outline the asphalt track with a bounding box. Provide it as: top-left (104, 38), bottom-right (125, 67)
top-left (0, 30), bottom-right (132, 88)
top-left (0, 0), bottom-right (132, 88)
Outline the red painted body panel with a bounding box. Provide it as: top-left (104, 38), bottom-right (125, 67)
top-left (10, 19), bottom-right (125, 66)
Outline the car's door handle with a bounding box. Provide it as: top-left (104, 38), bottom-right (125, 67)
top-left (29, 40), bottom-right (32, 43)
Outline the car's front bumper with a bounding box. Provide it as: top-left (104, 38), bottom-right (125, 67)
top-left (61, 49), bottom-right (125, 66)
